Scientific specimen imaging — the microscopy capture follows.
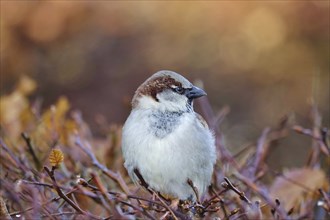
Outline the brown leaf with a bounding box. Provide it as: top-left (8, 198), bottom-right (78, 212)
top-left (16, 75), bottom-right (37, 95)
top-left (270, 168), bottom-right (328, 211)
top-left (0, 76), bottom-right (35, 140)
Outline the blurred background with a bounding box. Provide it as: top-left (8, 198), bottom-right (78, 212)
top-left (1, 1), bottom-right (329, 168)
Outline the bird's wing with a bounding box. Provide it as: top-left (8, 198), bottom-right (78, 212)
top-left (196, 113), bottom-right (209, 129)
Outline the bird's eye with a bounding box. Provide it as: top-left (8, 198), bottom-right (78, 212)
top-left (173, 86), bottom-right (184, 94)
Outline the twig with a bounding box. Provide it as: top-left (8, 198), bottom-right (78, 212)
top-left (233, 172), bottom-right (287, 219)
top-left (187, 179), bottom-right (200, 204)
top-left (119, 200), bottom-right (156, 220)
top-left (10, 185), bottom-right (86, 217)
top-left (0, 138), bottom-right (26, 172)
top-left (21, 133), bottom-right (41, 170)
top-left (75, 136), bottom-right (130, 194)
top-left (133, 168), bottom-right (151, 192)
top-left (321, 128), bottom-right (329, 148)
top-left (232, 143), bottom-right (254, 158)
top-left (131, 171), bottom-right (187, 219)
top-left (77, 175), bottom-right (172, 219)
top-left (77, 176), bottom-right (171, 214)
top-left (252, 127), bottom-right (271, 178)
top-left (205, 186), bottom-right (228, 205)
top-left (0, 196), bottom-right (12, 220)
top-left (152, 191), bottom-right (179, 220)
top-left (90, 172), bottom-right (119, 217)
top-left (43, 166), bottom-right (99, 219)
top-left (211, 106), bottom-right (231, 131)
top-left (318, 189), bottom-right (330, 212)
top-left (222, 177), bottom-right (251, 205)
top-left (271, 170), bottom-right (313, 192)
top-left (126, 195), bottom-right (168, 211)
top-left (228, 208), bottom-right (242, 220)
top-left (208, 186), bottom-right (228, 219)
top-left (133, 192), bottom-right (183, 218)
top-left (133, 168), bottom-right (169, 200)
top-left (293, 125), bottom-right (329, 156)
top-left (220, 199), bottom-right (229, 219)
top-left (22, 180), bottom-right (54, 189)
top-left (41, 211), bottom-right (77, 217)
top-left (197, 99), bottom-right (239, 170)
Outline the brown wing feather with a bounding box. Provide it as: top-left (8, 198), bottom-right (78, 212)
top-left (196, 113), bottom-right (209, 129)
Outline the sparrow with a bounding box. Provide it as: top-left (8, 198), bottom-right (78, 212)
top-left (122, 70), bottom-right (216, 201)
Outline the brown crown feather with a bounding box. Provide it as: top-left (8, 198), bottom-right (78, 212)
top-left (132, 76), bottom-right (182, 107)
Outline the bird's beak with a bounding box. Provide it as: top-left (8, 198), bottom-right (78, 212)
top-left (185, 86), bottom-right (207, 99)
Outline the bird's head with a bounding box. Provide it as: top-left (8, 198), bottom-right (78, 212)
top-left (132, 70), bottom-right (206, 112)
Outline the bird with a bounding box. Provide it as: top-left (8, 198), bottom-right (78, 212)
top-left (121, 70), bottom-right (216, 201)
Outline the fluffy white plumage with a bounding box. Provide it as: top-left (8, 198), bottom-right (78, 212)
top-left (122, 70), bottom-right (216, 200)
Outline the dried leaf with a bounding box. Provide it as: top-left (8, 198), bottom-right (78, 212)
top-left (42, 96), bottom-right (70, 125)
top-left (16, 75), bottom-right (37, 95)
top-left (0, 76), bottom-right (35, 140)
top-left (49, 149), bottom-right (64, 167)
top-left (270, 168), bottom-right (328, 211)
top-left (36, 96), bottom-right (72, 145)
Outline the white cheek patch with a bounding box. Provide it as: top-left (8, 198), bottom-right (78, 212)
top-left (135, 89), bottom-right (191, 112)
top-left (157, 90), bottom-right (176, 101)
top-left (137, 96), bottom-right (159, 109)
top-left (156, 91), bottom-right (189, 112)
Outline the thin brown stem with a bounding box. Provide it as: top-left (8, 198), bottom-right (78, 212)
top-left (223, 177), bottom-right (251, 205)
top-left (43, 166), bottom-right (99, 219)
top-left (21, 133), bottom-right (41, 170)
top-left (234, 172), bottom-right (287, 219)
top-left (75, 136), bottom-right (130, 194)
top-left (187, 179), bottom-right (200, 204)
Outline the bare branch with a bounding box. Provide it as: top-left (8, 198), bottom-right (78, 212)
top-left (75, 136), bottom-right (130, 194)
top-left (21, 133), bottom-right (41, 170)
top-left (187, 179), bottom-right (200, 204)
top-left (252, 127), bottom-right (271, 178)
top-left (233, 172), bottom-right (287, 219)
top-left (222, 177), bottom-right (251, 205)
top-left (43, 166), bottom-right (100, 219)
top-left (0, 196), bottom-right (11, 220)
